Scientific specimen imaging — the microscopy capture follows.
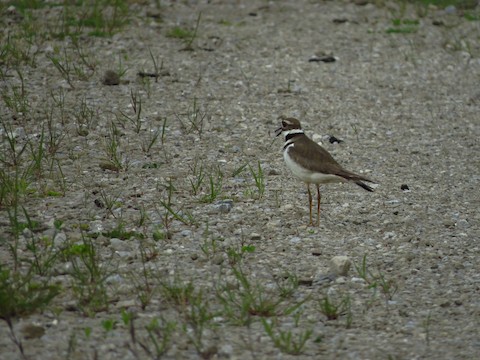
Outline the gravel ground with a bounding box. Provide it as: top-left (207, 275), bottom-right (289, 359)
top-left (1, 0), bottom-right (479, 359)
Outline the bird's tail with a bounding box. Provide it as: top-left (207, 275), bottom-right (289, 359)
top-left (336, 169), bottom-right (376, 192)
top-left (355, 181), bottom-right (374, 192)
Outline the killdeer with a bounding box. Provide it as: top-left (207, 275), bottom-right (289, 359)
top-left (275, 117), bottom-right (375, 226)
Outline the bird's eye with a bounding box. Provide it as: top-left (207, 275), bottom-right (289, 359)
top-left (282, 121), bottom-right (287, 127)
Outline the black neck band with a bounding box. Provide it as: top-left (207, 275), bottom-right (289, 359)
top-left (285, 132), bottom-right (303, 142)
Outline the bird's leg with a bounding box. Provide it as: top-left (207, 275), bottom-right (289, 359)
top-left (307, 184), bottom-right (313, 226)
top-left (316, 184), bottom-right (321, 226)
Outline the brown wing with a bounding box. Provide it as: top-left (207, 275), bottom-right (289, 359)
top-left (291, 135), bottom-right (374, 183)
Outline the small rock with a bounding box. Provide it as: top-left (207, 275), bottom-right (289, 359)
top-left (103, 70), bottom-right (120, 85)
top-left (266, 219), bottom-right (281, 229)
top-left (214, 200), bottom-right (233, 214)
top-left (44, 45), bottom-right (54, 53)
top-left (243, 148), bottom-right (256, 156)
top-left (106, 274), bottom-right (123, 284)
top-left (6, 5), bottom-right (18, 13)
top-left (444, 5), bottom-right (456, 14)
top-left (250, 233), bottom-right (261, 241)
top-left (180, 230), bottom-right (192, 237)
top-left (313, 273), bottom-right (335, 286)
top-left (200, 346), bottom-right (218, 359)
top-left (298, 278), bottom-right (314, 286)
top-left (116, 299), bottom-right (137, 309)
top-left (191, 253), bottom-right (199, 260)
top-left (146, 9), bottom-right (162, 19)
top-left (457, 219), bottom-right (470, 229)
top-left (329, 135), bottom-right (343, 144)
top-left (89, 220), bottom-right (104, 234)
top-left (13, 127), bottom-right (26, 139)
top-left (400, 184), bottom-right (410, 191)
top-left (443, 219), bottom-right (456, 228)
top-left (53, 232), bottom-right (67, 247)
top-left (280, 204), bottom-right (294, 212)
top-left (42, 227), bottom-right (57, 239)
top-left (268, 168), bottom-right (281, 176)
top-left (219, 344), bottom-right (233, 357)
top-left (212, 254), bottom-right (224, 265)
top-left (110, 238), bottom-right (131, 252)
top-left (64, 301), bottom-right (79, 312)
top-left (114, 251), bottom-right (133, 259)
top-left (329, 256), bottom-right (352, 276)
top-left (309, 55), bottom-right (336, 63)
top-left (289, 236), bottom-right (301, 244)
top-left (439, 299), bottom-right (451, 308)
top-left (21, 324), bottom-right (45, 339)
top-left (383, 231), bottom-right (396, 240)
top-left (22, 228), bottom-right (33, 238)
top-left (99, 162), bottom-right (121, 172)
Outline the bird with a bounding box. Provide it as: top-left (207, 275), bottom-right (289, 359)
top-left (275, 117), bottom-right (375, 226)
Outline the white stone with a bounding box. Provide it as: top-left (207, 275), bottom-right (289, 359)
top-left (329, 256), bottom-right (352, 276)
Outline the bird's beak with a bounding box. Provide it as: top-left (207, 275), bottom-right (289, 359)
top-left (275, 127), bottom-right (283, 137)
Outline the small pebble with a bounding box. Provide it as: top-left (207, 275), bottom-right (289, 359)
top-left (308, 55), bottom-right (336, 63)
top-left (53, 232), bottom-right (67, 247)
top-left (289, 236), bottom-right (301, 244)
top-left (181, 230), bottom-right (192, 237)
top-left (110, 238), bottom-right (132, 252)
top-left (443, 220), bottom-right (456, 228)
top-left (313, 273), bottom-right (335, 286)
top-left (268, 168), bottom-right (281, 176)
top-left (106, 274), bottom-right (123, 284)
top-left (329, 256), bottom-right (352, 276)
top-left (114, 251), bottom-right (132, 259)
top-left (219, 344), bottom-right (233, 357)
top-left (212, 254), bottom-right (224, 265)
top-left (298, 278), bottom-right (314, 286)
top-left (457, 219), bottom-right (470, 229)
top-left (250, 233), bottom-right (261, 241)
top-left (21, 324), bottom-right (45, 339)
top-left (214, 200), bottom-right (233, 214)
top-left (444, 5), bottom-right (456, 14)
top-left (329, 135), bottom-right (343, 144)
top-left (103, 70), bottom-right (120, 85)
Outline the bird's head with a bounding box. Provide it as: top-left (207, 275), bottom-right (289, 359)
top-left (275, 117), bottom-right (303, 137)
